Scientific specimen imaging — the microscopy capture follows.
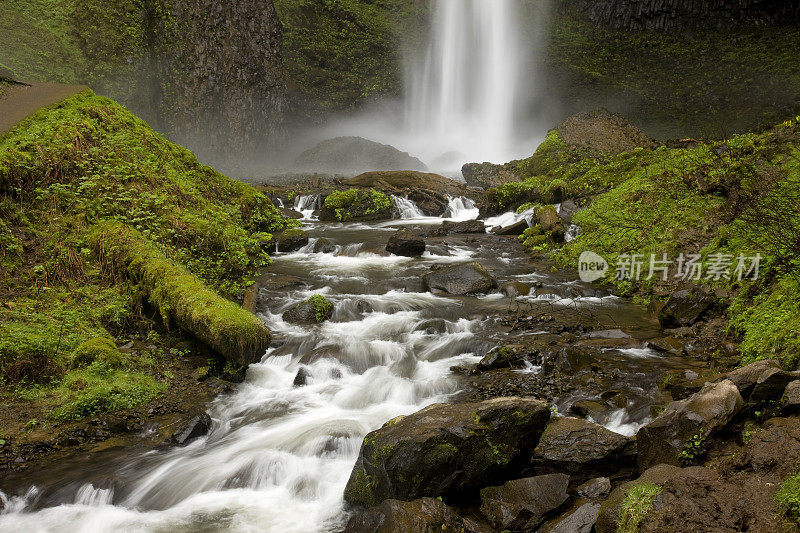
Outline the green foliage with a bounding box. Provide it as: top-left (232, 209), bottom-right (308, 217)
top-left (618, 483), bottom-right (662, 533)
top-left (775, 473), bottom-right (800, 527)
top-left (680, 429), bottom-right (707, 465)
top-left (324, 188), bottom-right (392, 221)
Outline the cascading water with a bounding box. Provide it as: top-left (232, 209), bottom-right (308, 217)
top-left (391, 195), bottom-right (425, 219)
top-left (405, 0), bottom-right (522, 165)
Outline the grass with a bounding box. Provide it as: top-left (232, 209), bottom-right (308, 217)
top-left (617, 482), bottom-right (662, 533)
top-left (0, 90), bottom-right (288, 424)
top-left (775, 473), bottom-right (800, 527)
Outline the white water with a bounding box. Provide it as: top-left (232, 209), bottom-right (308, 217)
top-left (391, 195), bottom-right (425, 219)
top-left (405, 0), bottom-right (521, 165)
top-left (293, 194), bottom-right (320, 220)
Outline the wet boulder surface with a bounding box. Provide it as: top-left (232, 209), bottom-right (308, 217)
top-left (343, 397), bottom-right (551, 507)
top-left (422, 262), bottom-right (498, 295)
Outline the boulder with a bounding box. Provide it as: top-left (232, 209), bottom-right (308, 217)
top-left (168, 413), bottom-right (212, 446)
top-left (477, 345), bottom-right (530, 371)
top-left (554, 108), bottom-right (657, 155)
top-left (343, 498), bottom-right (491, 533)
top-left (531, 417), bottom-right (636, 480)
top-left (271, 228), bottom-right (309, 253)
top-left (645, 336), bottom-right (686, 355)
top-left (577, 477), bottom-right (612, 499)
top-left (724, 359), bottom-right (800, 407)
top-left (490, 219), bottom-right (529, 236)
top-left (343, 397), bottom-right (551, 506)
top-left (479, 474), bottom-right (569, 531)
top-left (783, 381), bottom-right (800, 414)
top-left (461, 161), bottom-right (522, 189)
top-left (279, 208), bottom-right (304, 219)
top-left (283, 295), bottom-right (334, 325)
top-left (568, 399), bottom-right (606, 419)
top-left (657, 288), bottom-right (716, 328)
top-left (293, 367), bottom-right (309, 387)
top-left (386, 229), bottom-right (426, 257)
top-left (547, 502), bottom-right (601, 533)
top-left (441, 219), bottom-right (486, 234)
top-left (637, 379), bottom-right (743, 469)
top-left (313, 237), bottom-right (336, 254)
top-left (501, 281), bottom-right (531, 298)
top-left (537, 205), bottom-right (562, 232)
top-left (293, 137), bottom-right (427, 174)
top-left (422, 262), bottom-right (498, 295)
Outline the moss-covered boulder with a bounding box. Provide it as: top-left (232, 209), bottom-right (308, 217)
top-left (283, 295), bottom-right (334, 325)
top-left (71, 337), bottom-right (124, 369)
top-left (272, 228), bottom-right (310, 253)
top-left (343, 397), bottom-right (551, 507)
top-left (89, 221), bottom-right (271, 366)
top-left (320, 188), bottom-right (394, 222)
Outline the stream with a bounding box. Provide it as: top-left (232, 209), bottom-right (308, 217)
top-left (0, 200), bottom-right (702, 532)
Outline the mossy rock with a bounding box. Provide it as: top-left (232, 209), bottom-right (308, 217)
top-left (320, 188), bottom-right (394, 222)
top-left (283, 294), bottom-right (334, 325)
top-left (71, 337), bottom-right (121, 369)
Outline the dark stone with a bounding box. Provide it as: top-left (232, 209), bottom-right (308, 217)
top-left (637, 380), bottom-right (743, 470)
top-left (549, 502), bottom-right (601, 533)
top-left (267, 229), bottom-right (309, 253)
top-left (168, 413), bottom-right (212, 446)
top-left (280, 208), bottom-right (304, 219)
top-left (386, 229), bottom-right (426, 257)
top-left (283, 296), bottom-right (333, 325)
top-left (724, 359), bottom-right (800, 407)
top-left (479, 474), bottom-right (570, 531)
top-left (422, 262), bottom-right (498, 295)
top-left (344, 498), bottom-right (491, 533)
top-left (313, 237), bottom-right (336, 254)
top-left (577, 477), bottom-right (612, 499)
top-left (461, 161), bottom-right (522, 189)
top-left (490, 219), bottom-right (529, 236)
top-left (645, 336), bottom-right (686, 355)
top-left (658, 288), bottom-right (716, 328)
top-left (531, 417), bottom-right (636, 480)
top-left (293, 368), bottom-right (309, 387)
top-left (343, 397), bottom-right (551, 506)
top-left (568, 399), bottom-right (606, 419)
top-left (783, 381), bottom-right (800, 414)
top-left (440, 219), bottom-right (486, 235)
top-left (477, 345), bottom-right (528, 371)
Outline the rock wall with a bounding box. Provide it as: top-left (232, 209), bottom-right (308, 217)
top-left (158, 0), bottom-right (287, 167)
top-left (569, 0), bottom-right (800, 31)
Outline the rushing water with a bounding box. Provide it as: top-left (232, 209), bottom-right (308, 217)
top-left (0, 202), bottom-right (702, 531)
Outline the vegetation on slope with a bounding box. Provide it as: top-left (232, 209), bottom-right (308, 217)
top-left (0, 91), bottom-right (289, 428)
top-left (492, 116), bottom-right (800, 368)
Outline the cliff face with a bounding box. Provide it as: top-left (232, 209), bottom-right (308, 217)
top-left (158, 0), bottom-right (286, 166)
top-left (571, 0), bottom-right (800, 31)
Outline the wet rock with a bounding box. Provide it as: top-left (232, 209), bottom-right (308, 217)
top-left (657, 287), bottom-right (716, 328)
top-left (490, 219), bottom-right (529, 236)
top-left (724, 359), bottom-right (800, 407)
top-left (294, 137), bottom-right (427, 174)
top-left (537, 205), bottom-right (562, 232)
top-left (356, 300), bottom-right (374, 314)
top-left (422, 262), bottom-right (498, 295)
top-left (386, 229), bottom-right (426, 257)
top-left (283, 295), bottom-right (334, 325)
top-left (568, 399), bottom-right (606, 419)
top-left (343, 397), bottom-right (551, 506)
top-left (547, 502), bottom-right (601, 533)
top-left (577, 477), bottom-right (612, 499)
top-left (531, 417), bottom-right (636, 480)
top-left (558, 199), bottom-right (580, 224)
top-left (293, 368), bottom-right (309, 387)
top-left (261, 274), bottom-right (305, 291)
top-left (414, 319), bottom-right (447, 335)
top-left (461, 161), bottom-right (522, 189)
top-left (501, 281), bottom-right (531, 298)
top-left (732, 417), bottom-right (800, 477)
top-left (299, 345), bottom-right (341, 365)
top-left (344, 497), bottom-right (491, 533)
top-left (313, 237), bottom-right (336, 254)
top-left (783, 381), bottom-right (800, 414)
top-left (637, 379), bottom-right (743, 469)
top-left (269, 228), bottom-right (309, 253)
top-left (645, 336), bottom-right (686, 355)
top-left (479, 474), bottom-right (569, 531)
top-left (279, 207), bottom-right (304, 219)
top-left (438, 219), bottom-right (486, 235)
top-left (408, 189), bottom-right (449, 216)
top-left (477, 345), bottom-right (528, 371)
top-left (662, 370), bottom-right (709, 401)
top-left (168, 413), bottom-right (212, 446)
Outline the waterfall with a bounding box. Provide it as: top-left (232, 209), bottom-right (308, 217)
top-left (405, 0), bottom-right (523, 166)
top-left (442, 196), bottom-right (479, 221)
top-left (392, 195), bottom-right (425, 219)
top-left (293, 194), bottom-right (320, 220)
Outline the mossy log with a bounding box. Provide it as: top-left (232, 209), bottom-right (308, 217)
top-left (89, 221), bottom-right (271, 365)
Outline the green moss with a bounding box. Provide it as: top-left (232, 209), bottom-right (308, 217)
top-left (345, 469), bottom-right (379, 508)
top-left (324, 188), bottom-right (392, 221)
top-left (776, 473), bottom-right (800, 527)
top-left (71, 337), bottom-right (120, 369)
top-left (306, 294), bottom-right (334, 323)
top-left (617, 482), bottom-right (662, 533)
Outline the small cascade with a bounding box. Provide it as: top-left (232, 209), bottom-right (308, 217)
top-left (442, 196), bottom-right (479, 221)
top-left (293, 194), bottom-right (321, 220)
top-left (276, 197), bottom-right (285, 208)
top-left (484, 205), bottom-right (536, 231)
top-left (74, 484), bottom-right (114, 507)
top-left (392, 195), bottom-right (425, 219)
